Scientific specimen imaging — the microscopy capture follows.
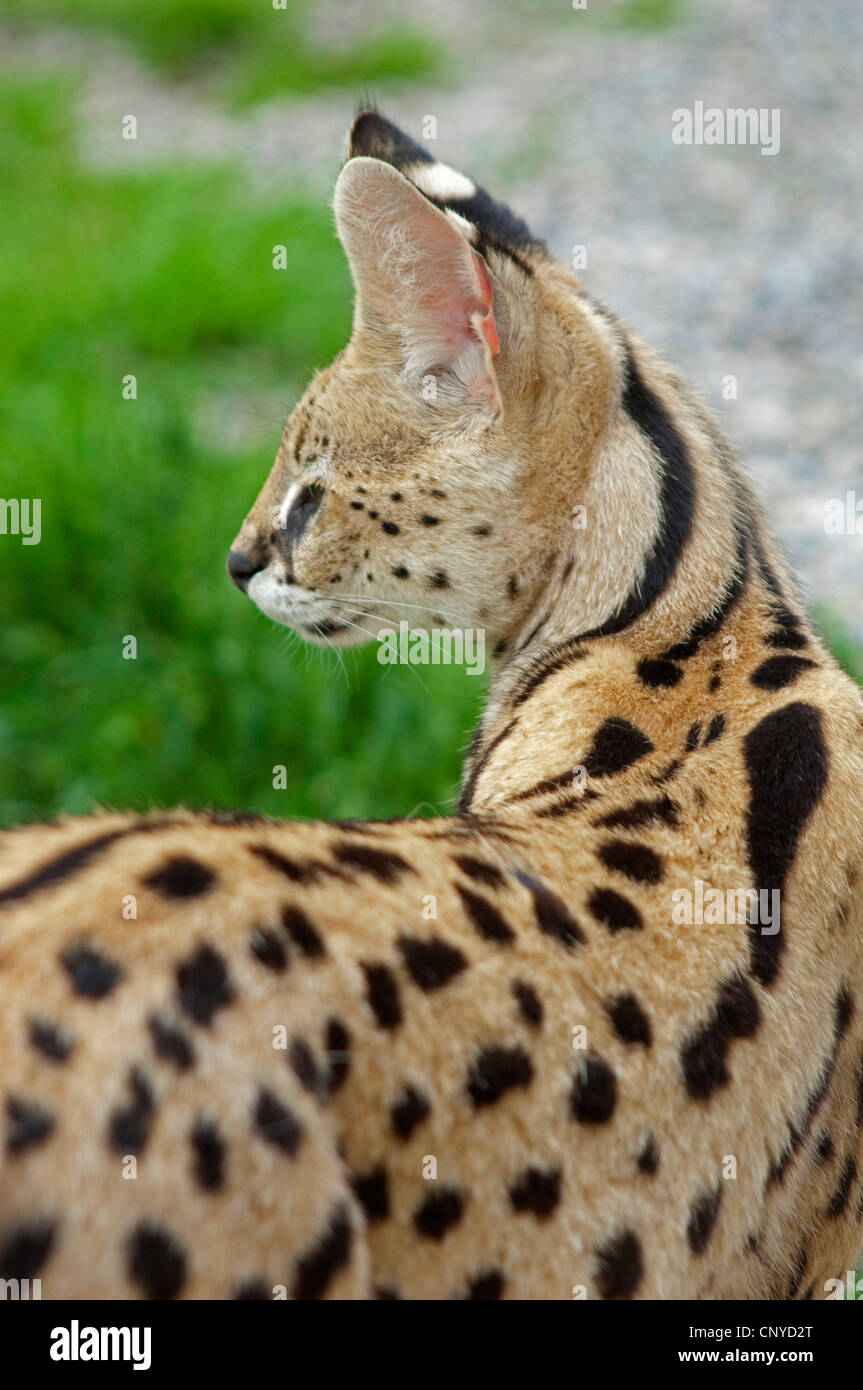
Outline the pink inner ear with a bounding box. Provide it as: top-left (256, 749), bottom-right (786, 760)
top-left (405, 216), bottom-right (500, 364)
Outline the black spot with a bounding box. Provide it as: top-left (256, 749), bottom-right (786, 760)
top-left (234, 1279), bottom-right (270, 1300)
top-left (390, 491), bottom-right (402, 502)
top-left (571, 1053), bottom-right (617, 1123)
top-left (507, 575), bottom-right (519, 599)
top-left (826, 1156), bottom-right (857, 1218)
top-left (413, 1186), bottom-right (465, 1241)
top-left (0, 1219), bottom-right (55, 1279)
top-left (148, 1013), bottom-right (195, 1070)
top-left (391, 1085), bottom-right (431, 1140)
top-left (704, 713), bottom-right (726, 744)
top-left (249, 926), bottom-right (287, 971)
top-left (708, 674), bottom-right (721, 692)
top-left (350, 1165), bottom-right (390, 1223)
top-left (765, 626), bottom-right (808, 650)
top-left (325, 1018), bottom-right (351, 1095)
top-left (815, 1131), bottom-right (835, 1164)
top-left (588, 887), bottom-right (643, 932)
top-left (455, 885), bottom-right (514, 945)
top-left (254, 1087), bottom-right (302, 1157)
top-left (143, 855), bottom-right (215, 898)
top-left (281, 905), bottom-right (325, 959)
top-left (191, 1118), bottom-right (226, 1191)
top-left (420, 514), bottom-right (439, 527)
top-left (583, 718), bottom-right (654, 778)
top-left (512, 979), bottom-right (543, 1027)
top-left (595, 795), bottom-right (680, 831)
top-left (381, 520), bottom-right (400, 535)
top-left (744, 703), bottom-right (829, 985)
top-left (685, 722), bottom-right (702, 752)
top-left (466, 1269), bottom-right (505, 1299)
top-left (637, 1135), bottom-right (660, 1174)
top-left (750, 655), bottom-right (817, 690)
top-left (509, 1166), bottom-right (561, 1218)
top-left (606, 993), bottom-right (652, 1047)
top-left (290, 1038), bottom-right (326, 1099)
top-left (292, 1204), bottom-right (353, 1299)
top-left (128, 1221), bottom-right (187, 1299)
top-left (595, 1229), bottom-right (643, 1299)
top-left (467, 1044), bottom-right (533, 1109)
top-left (61, 942), bottom-right (122, 999)
top-left (250, 844), bottom-right (329, 885)
top-left (392, 565), bottom-right (409, 579)
top-left (637, 658), bottom-right (683, 689)
top-left (430, 571), bottom-right (449, 589)
top-left (108, 1068), bottom-right (155, 1154)
top-left (687, 1186), bottom-right (722, 1254)
top-left (473, 523), bottom-right (491, 537)
top-left (176, 944), bottom-right (234, 1026)
top-left (515, 870), bottom-right (585, 948)
top-left (681, 974), bottom-right (761, 1100)
top-left (333, 842), bottom-right (411, 884)
top-left (29, 1018), bottom-right (73, 1063)
top-left (598, 839), bottom-right (664, 885)
top-left (362, 962), bottom-right (402, 1029)
top-left (398, 934), bottom-right (468, 989)
top-left (6, 1096), bottom-right (55, 1154)
top-left (454, 855), bottom-right (505, 889)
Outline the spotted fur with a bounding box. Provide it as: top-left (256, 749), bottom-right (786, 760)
top-left (1, 112), bottom-right (862, 1301)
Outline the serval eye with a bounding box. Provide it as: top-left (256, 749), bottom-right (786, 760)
top-left (282, 481), bottom-right (324, 550)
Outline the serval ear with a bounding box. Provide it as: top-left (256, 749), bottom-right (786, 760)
top-left (333, 156), bottom-right (502, 421)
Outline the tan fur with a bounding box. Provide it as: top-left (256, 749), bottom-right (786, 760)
top-left (1, 117), bottom-right (862, 1301)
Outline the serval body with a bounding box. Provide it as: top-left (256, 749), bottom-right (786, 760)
top-left (1, 112), bottom-right (862, 1301)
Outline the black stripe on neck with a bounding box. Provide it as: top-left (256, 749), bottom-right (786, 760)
top-left (660, 533), bottom-right (749, 662)
top-left (579, 347), bottom-right (696, 641)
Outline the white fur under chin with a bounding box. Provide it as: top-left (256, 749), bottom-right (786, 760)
top-left (246, 570), bottom-right (371, 647)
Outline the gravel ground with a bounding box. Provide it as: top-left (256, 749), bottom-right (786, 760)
top-left (6, 0), bottom-right (861, 634)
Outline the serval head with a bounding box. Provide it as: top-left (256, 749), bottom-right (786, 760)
top-left (227, 109), bottom-right (621, 661)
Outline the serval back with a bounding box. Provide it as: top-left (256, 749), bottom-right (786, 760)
top-left (2, 110), bottom-right (862, 1301)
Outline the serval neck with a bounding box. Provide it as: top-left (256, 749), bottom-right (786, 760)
top-left (461, 332), bottom-right (815, 812)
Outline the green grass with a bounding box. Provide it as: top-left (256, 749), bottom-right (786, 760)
top-left (0, 0), bottom-right (442, 107)
top-left (0, 71), bottom-right (479, 826)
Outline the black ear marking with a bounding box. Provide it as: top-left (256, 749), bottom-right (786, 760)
top-left (346, 109), bottom-right (545, 266)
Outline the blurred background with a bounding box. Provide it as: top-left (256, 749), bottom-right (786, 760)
top-left (0, 0), bottom-right (860, 827)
